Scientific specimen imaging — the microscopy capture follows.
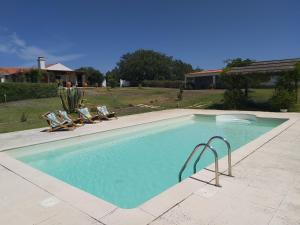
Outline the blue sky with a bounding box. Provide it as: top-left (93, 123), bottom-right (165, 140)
top-left (0, 0), bottom-right (299, 72)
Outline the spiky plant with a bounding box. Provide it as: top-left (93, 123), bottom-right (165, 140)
top-left (59, 87), bottom-right (84, 113)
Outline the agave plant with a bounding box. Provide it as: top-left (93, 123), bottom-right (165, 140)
top-left (58, 87), bottom-right (84, 113)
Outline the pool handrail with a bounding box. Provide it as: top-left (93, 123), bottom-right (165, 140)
top-left (193, 136), bottom-right (232, 177)
top-left (178, 143), bottom-right (220, 187)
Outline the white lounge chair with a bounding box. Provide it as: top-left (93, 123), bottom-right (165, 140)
top-left (57, 110), bottom-right (83, 126)
top-left (96, 105), bottom-right (117, 119)
top-left (77, 107), bottom-right (100, 123)
top-left (43, 112), bottom-right (75, 132)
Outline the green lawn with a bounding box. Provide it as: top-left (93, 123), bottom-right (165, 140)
top-left (0, 87), bottom-right (223, 133)
top-left (0, 87), bottom-right (298, 134)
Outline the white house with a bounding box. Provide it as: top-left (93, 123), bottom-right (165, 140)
top-left (0, 57), bottom-right (86, 86)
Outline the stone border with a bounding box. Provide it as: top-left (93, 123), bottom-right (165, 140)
top-left (0, 109), bottom-right (298, 225)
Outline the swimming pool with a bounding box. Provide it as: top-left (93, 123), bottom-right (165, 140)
top-left (8, 114), bottom-right (285, 208)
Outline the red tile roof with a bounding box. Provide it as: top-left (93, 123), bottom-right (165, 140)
top-left (0, 67), bottom-right (32, 75)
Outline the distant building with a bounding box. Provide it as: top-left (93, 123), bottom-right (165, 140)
top-left (102, 78), bottom-right (107, 87)
top-left (0, 57), bottom-right (86, 86)
top-left (120, 79), bottom-right (130, 87)
top-left (185, 58), bottom-right (300, 89)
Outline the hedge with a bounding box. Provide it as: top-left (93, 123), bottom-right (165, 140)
top-left (142, 80), bottom-right (184, 88)
top-left (0, 83), bottom-right (58, 103)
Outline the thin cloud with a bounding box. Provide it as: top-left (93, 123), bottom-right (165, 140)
top-left (0, 30), bottom-right (84, 64)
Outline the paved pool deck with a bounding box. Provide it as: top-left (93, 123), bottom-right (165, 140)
top-left (0, 109), bottom-right (300, 225)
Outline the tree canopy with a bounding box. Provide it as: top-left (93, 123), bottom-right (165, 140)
top-left (171, 59), bottom-right (193, 80)
top-left (76, 67), bottom-right (104, 86)
top-left (222, 58), bottom-right (255, 108)
top-left (224, 58), bottom-right (253, 68)
top-left (117, 49), bottom-right (193, 84)
top-left (24, 69), bottom-right (47, 83)
top-left (106, 67), bottom-right (120, 88)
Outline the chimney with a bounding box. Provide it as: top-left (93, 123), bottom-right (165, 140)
top-left (37, 56), bottom-right (46, 69)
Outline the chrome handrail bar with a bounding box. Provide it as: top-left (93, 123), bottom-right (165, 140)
top-left (178, 143), bottom-right (220, 187)
top-left (178, 143), bottom-right (206, 182)
top-left (193, 136), bottom-right (232, 177)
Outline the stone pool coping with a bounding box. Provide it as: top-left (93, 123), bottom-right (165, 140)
top-left (0, 109), bottom-right (299, 225)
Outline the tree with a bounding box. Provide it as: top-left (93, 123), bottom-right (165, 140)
top-left (271, 72), bottom-right (297, 111)
top-left (221, 58), bottom-right (253, 108)
top-left (193, 67), bottom-right (203, 72)
top-left (223, 58), bottom-right (255, 97)
top-left (224, 58), bottom-right (253, 68)
top-left (25, 69), bottom-right (45, 83)
top-left (116, 49), bottom-right (194, 84)
top-left (117, 49), bottom-right (173, 84)
top-left (106, 68), bottom-right (120, 88)
top-left (76, 67), bottom-right (104, 86)
top-left (171, 60), bottom-right (193, 80)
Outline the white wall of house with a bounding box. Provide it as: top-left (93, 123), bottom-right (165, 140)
top-left (120, 79), bottom-right (130, 87)
top-left (102, 79), bottom-right (107, 87)
top-left (0, 75), bottom-right (5, 83)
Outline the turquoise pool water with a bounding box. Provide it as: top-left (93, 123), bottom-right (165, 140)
top-left (9, 115), bottom-right (285, 208)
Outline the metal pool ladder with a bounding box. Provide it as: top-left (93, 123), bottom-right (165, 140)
top-left (178, 136), bottom-right (232, 187)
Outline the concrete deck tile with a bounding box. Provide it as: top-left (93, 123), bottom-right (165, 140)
top-left (237, 185), bottom-right (286, 209)
top-left (36, 206), bottom-right (103, 225)
top-left (150, 193), bottom-right (231, 225)
top-left (209, 200), bottom-right (276, 225)
top-left (269, 212), bottom-right (300, 225)
top-left (140, 178), bottom-right (206, 217)
top-left (101, 208), bottom-right (154, 225)
top-left (0, 168), bottom-right (100, 225)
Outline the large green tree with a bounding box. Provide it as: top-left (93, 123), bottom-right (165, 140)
top-left (117, 49), bottom-right (193, 84)
top-left (76, 67), bottom-right (104, 86)
top-left (171, 60), bottom-right (193, 80)
top-left (118, 50), bottom-right (173, 84)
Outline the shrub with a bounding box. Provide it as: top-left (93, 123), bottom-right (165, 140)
top-left (142, 80), bottom-right (184, 88)
top-left (270, 89), bottom-right (295, 111)
top-left (24, 69), bottom-right (45, 83)
top-left (108, 79), bottom-right (118, 88)
top-left (0, 83), bottom-right (57, 103)
top-left (58, 87), bottom-right (84, 113)
top-left (106, 68), bottom-right (120, 88)
top-left (177, 87), bottom-right (184, 101)
top-left (20, 112), bottom-right (28, 122)
top-left (270, 73), bottom-right (298, 111)
top-left (223, 89), bottom-right (247, 109)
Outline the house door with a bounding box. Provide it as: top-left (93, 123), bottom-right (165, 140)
top-left (77, 75), bottom-right (83, 87)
